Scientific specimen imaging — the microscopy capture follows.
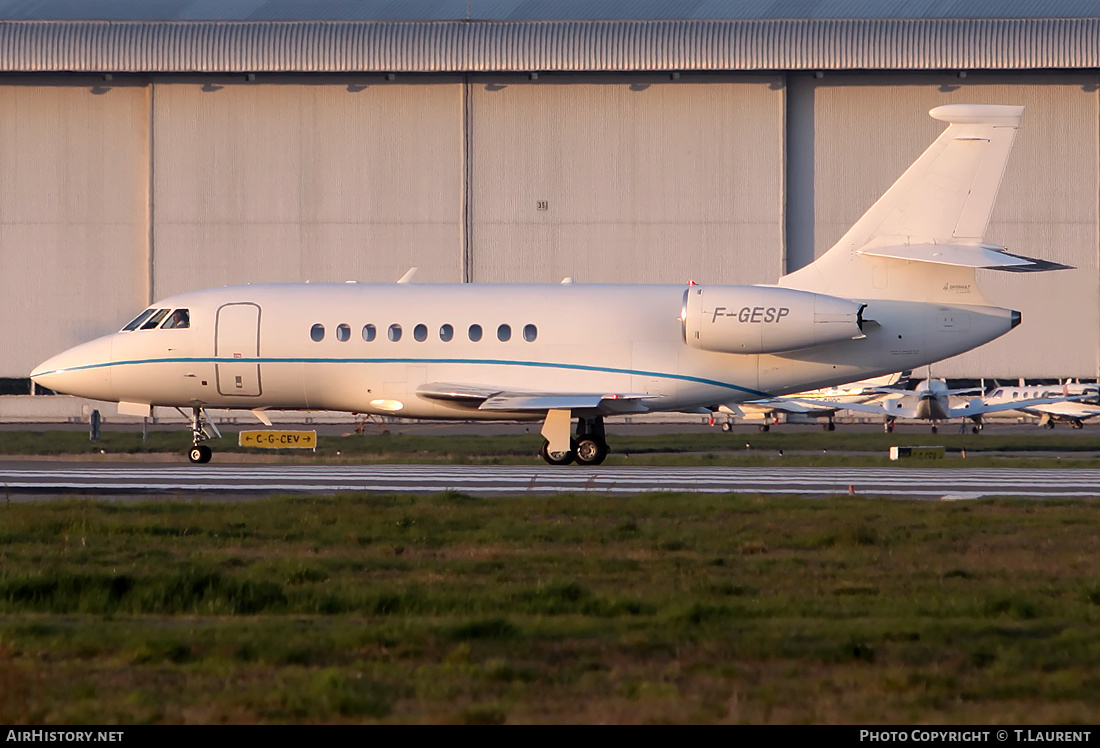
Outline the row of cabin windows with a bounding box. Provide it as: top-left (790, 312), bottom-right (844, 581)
top-left (310, 323), bottom-right (538, 344)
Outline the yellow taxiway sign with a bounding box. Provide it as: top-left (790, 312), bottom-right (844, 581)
top-left (239, 430), bottom-right (317, 449)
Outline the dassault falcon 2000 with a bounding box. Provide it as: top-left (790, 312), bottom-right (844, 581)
top-left (32, 104), bottom-right (1067, 465)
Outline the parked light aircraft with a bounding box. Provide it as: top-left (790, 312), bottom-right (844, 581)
top-left (982, 381), bottom-right (1100, 429)
top-left (31, 104), bottom-right (1068, 464)
top-left (825, 378), bottom-right (1089, 433)
top-left (715, 372), bottom-right (906, 431)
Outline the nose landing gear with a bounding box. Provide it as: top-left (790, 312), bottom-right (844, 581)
top-left (185, 406), bottom-right (220, 464)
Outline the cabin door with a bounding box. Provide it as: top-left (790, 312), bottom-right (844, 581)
top-left (215, 303), bottom-right (262, 397)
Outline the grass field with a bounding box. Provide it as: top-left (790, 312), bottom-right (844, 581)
top-left (3, 491), bottom-right (1100, 723)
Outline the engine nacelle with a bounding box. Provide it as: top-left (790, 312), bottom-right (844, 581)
top-left (682, 285), bottom-right (865, 354)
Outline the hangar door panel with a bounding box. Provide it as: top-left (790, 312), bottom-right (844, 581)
top-left (215, 303), bottom-right (262, 396)
top-left (152, 78), bottom-right (465, 298)
top-left (469, 75), bottom-right (784, 285)
top-left (0, 80), bottom-right (148, 377)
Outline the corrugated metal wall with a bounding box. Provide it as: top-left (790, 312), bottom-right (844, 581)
top-left (789, 73), bottom-right (1099, 378)
top-left (0, 77), bottom-right (149, 377)
top-left (4, 19), bottom-right (1100, 73)
top-left (468, 74), bottom-right (784, 284)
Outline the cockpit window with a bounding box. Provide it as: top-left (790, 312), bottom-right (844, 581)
top-left (161, 309), bottom-right (190, 329)
top-left (122, 308), bottom-right (157, 331)
top-left (140, 309), bottom-right (171, 330)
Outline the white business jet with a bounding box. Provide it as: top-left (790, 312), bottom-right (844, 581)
top-left (982, 381), bottom-right (1100, 429)
top-left (31, 104), bottom-right (1067, 464)
top-left (823, 378), bottom-right (1086, 433)
top-left (715, 372), bottom-right (906, 432)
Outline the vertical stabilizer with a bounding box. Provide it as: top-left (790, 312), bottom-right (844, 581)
top-left (780, 104), bottom-right (1027, 303)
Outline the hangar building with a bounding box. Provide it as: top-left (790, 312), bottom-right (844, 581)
top-left (1, 0), bottom-right (1099, 419)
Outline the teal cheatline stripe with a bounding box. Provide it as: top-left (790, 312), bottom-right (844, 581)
top-left (36, 356), bottom-right (774, 398)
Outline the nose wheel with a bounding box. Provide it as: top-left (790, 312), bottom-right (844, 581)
top-left (184, 406), bottom-right (220, 464)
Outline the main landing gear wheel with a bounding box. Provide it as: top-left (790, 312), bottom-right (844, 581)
top-left (574, 437), bottom-right (609, 466)
top-left (824, 421), bottom-right (836, 432)
top-left (931, 426), bottom-right (939, 434)
top-left (189, 445), bottom-right (212, 464)
top-left (720, 422), bottom-right (732, 433)
top-left (759, 424), bottom-right (771, 432)
top-left (539, 440), bottom-right (575, 465)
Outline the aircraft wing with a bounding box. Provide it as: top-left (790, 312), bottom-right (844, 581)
top-left (416, 382), bottom-right (657, 414)
top-left (723, 399), bottom-right (845, 418)
top-left (1020, 401), bottom-right (1100, 418)
top-left (809, 399), bottom-right (919, 419)
top-left (948, 395), bottom-right (1093, 419)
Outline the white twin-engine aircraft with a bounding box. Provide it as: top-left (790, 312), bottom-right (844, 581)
top-left (31, 104), bottom-right (1067, 465)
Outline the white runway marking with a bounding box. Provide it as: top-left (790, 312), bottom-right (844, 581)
top-left (1, 464), bottom-right (1099, 499)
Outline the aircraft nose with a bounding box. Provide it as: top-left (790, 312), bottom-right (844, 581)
top-left (30, 335), bottom-right (115, 401)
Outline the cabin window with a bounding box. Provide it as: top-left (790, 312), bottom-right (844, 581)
top-left (336, 324), bottom-right (351, 342)
top-left (363, 324), bottom-right (376, 342)
top-left (388, 324), bottom-right (402, 342)
top-left (440, 323), bottom-right (454, 342)
top-left (140, 309), bottom-right (171, 330)
top-left (413, 324), bottom-right (428, 342)
top-left (523, 324), bottom-right (538, 342)
top-left (468, 324), bottom-right (483, 342)
top-left (310, 324), bottom-right (325, 342)
top-left (122, 308), bottom-right (157, 331)
top-left (497, 324), bottom-right (511, 342)
top-left (161, 309), bottom-right (190, 329)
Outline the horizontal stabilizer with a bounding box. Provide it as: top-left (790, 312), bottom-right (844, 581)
top-left (859, 243), bottom-right (1072, 272)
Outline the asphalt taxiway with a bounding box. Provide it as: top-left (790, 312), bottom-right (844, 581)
top-left (1, 462), bottom-right (1098, 500)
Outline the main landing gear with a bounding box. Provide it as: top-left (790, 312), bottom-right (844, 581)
top-left (185, 406), bottom-right (221, 464)
top-left (538, 411), bottom-right (609, 466)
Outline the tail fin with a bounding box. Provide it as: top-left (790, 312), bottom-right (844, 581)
top-left (781, 104), bottom-right (1067, 302)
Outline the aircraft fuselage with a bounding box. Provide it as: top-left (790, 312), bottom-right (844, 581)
top-left (32, 282), bottom-right (1018, 419)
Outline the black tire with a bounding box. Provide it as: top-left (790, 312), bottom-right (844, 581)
top-left (539, 440), bottom-right (574, 466)
top-left (720, 422), bottom-right (732, 433)
top-left (931, 426), bottom-right (939, 434)
top-left (188, 445), bottom-right (212, 464)
top-left (825, 422), bottom-right (836, 432)
top-left (759, 424), bottom-right (770, 432)
top-left (574, 437), bottom-right (609, 466)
